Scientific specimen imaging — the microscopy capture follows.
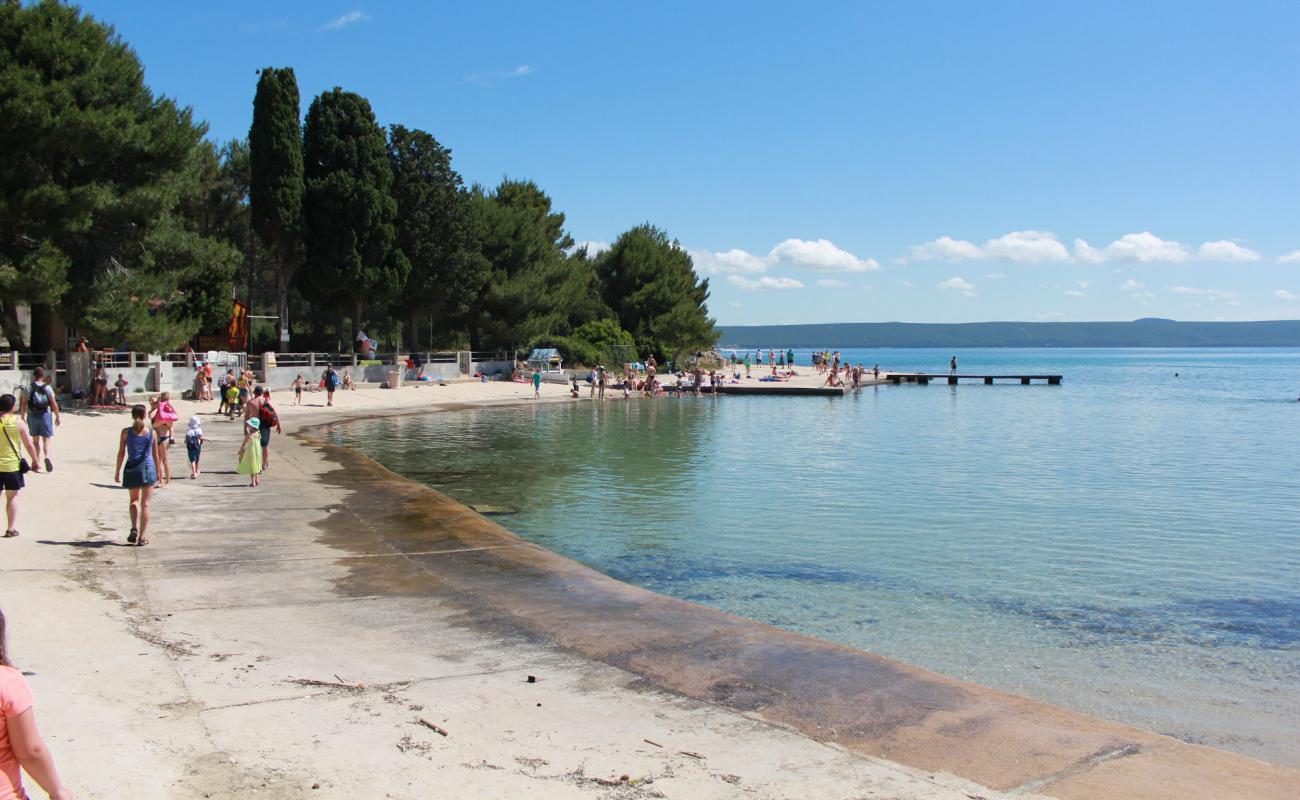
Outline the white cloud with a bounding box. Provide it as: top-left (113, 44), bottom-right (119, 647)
top-left (573, 240), bottom-right (610, 256)
top-left (984, 230), bottom-right (1070, 263)
top-left (695, 238), bottom-right (878, 276)
top-left (1090, 232), bottom-right (1191, 263)
top-left (466, 64), bottom-right (538, 84)
top-left (985, 272), bottom-right (1007, 279)
top-left (1065, 289), bottom-right (1086, 297)
top-left (692, 248), bottom-right (767, 274)
top-left (937, 276), bottom-right (977, 297)
top-left (912, 231), bottom-right (1068, 264)
top-left (1035, 312), bottom-right (1065, 321)
top-left (1074, 239), bottom-right (1108, 264)
top-left (1119, 279), bottom-right (1144, 292)
top-left (900, 280), bottom-right (913, 289)
top-left (319, 9), bottom-right (369, 31)
top-left (1076, 280), bottom-right (1092, 289)
top-left (911, 236), bottom-right (984, 262)
top-left (726, 275), bottom-right (804, 291)
top-left (769, 238), bottom-right (880, 272)
top-left (1197, 241), bottom-right (1261, 262)
top-left (915, 230), bottom-right (1276, 265)
top-left (815, 278), bottom-right (847, 288)
top-left (1278, 250), bottom-right (1300, 263)
top-left (1274, 289), bottom-right (1297, 301)
top-left (1171, 286), bottom-right (1238, 302)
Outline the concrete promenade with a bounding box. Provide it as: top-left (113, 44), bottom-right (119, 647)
top-left (0, 380), bottom-right (1295, 798)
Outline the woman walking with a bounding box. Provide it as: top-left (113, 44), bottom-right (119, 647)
top-left (1, 394), bottom-right (40, 539)
top-left (0, 609), bottom-right (74, 800)
top-left (150, 393), bottom-right (178, 488)
top-left (114, 404), bottom-right (159, 546)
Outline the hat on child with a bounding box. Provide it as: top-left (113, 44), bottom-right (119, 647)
top-left (187, 416), bottom-right (203, 434)
top-left (246, 418), bottom-right (261, 430)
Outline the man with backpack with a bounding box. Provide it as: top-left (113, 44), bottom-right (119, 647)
top-left (255, 389), bottom-right (281, 471)
top-left (322, 365), bottom-right (339, 406)
top-left (216, 369), bottom-right (234, 415)
top-left (18, 366), bottom-right (60, 473)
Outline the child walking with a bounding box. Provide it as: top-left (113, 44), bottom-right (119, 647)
top-left (224, 382), bottom-right (240, 420)
top-left (185, 416), bottom-right (208, 479)
top-left (237, 418), bottom-right (263, 487)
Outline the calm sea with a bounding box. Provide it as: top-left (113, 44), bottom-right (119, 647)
top-left (326, 348), bottom-right (1300, 766)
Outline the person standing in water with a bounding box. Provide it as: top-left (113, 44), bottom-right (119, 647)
top-left (950, 355), bottom-right (958, 375)
top-left (1, 394), bottom-right (40, 539)
top-left (532, 368), bottom-right (542, 399)
top-left (114, 404), bottom-right (159, 545)
top-left (0, 608), bottom-right (75, 800)
top-left (18, 367), bottom-right (59, 473)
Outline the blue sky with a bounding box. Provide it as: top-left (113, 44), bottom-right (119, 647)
top-left (77, 0), bottom-right (1300, 325)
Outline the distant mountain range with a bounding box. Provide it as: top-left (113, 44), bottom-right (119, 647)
top-left (716, 319), bottom-right (1300, 348)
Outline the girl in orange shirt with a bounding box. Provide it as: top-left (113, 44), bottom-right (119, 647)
top-left (0, 609), bottom-right (73, 800)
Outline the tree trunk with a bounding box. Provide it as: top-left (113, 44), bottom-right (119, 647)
top-left (276, 269), bottom-right (289, 352)
top-left (354, 301), bottom-right (364, 350)
top-left (0, 298), bottom-right (27, 351)
top-left (408, 310), bottom-right (421, 352)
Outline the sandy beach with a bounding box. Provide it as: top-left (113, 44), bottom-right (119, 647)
top-left (1, 379), bottom-right (1296, 799)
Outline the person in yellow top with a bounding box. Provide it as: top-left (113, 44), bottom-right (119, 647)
top-left (0, 394), bottom-right (40, 539)
top-left (224, 383), bottom-right (240, 420)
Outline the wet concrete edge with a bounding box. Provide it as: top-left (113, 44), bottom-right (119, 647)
top-left (288, 404), bottom-right (1300, 798)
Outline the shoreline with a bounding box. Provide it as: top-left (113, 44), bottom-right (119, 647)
top-left (2, 380), bottom-right (1297, 798)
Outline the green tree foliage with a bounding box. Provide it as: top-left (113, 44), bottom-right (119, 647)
top-left (301, 88), bottom-right (407, 336)
top-left (471, 179), bottom-right (607, 350)
top-left (0, 0), bottom-right (237, 350)
top-left (597, 225), bottom-right (717, 360)
top-left (387, 125), bottom-right (487, 349)
top-left (249, 66), bottom-right (304, 350)
top-left (528, 318), bottom-right (635, 367)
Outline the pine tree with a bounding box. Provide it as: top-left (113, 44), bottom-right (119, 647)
top-left (387, 125), bottom-right (486, 349)
top-left (597, 225), bottom-right (718, 361)
top-left (0, 1), bottom-right (238, 351)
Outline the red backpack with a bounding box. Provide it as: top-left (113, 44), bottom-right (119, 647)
top-left (258, 400), bottom-right (279, 430)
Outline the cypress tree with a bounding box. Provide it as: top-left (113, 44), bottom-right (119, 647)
top-left (249, 67), bottom-right (304, 352)
top-left (301, 88), bottom-right (407, 340)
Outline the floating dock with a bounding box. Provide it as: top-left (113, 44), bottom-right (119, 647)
top-left (887, 373), bottom-right (1062, 385)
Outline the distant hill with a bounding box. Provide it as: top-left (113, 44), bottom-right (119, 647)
top-left (715, 319), bottom-right (1300, 348)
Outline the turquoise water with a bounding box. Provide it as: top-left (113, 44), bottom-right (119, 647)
top-left (327, 348), bottom-right (1300, 765)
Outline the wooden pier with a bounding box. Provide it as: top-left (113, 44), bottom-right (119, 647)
top-left (887, 373), bottom-right (1062, 386)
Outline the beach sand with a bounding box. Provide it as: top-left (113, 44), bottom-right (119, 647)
top-left (0, 378), bottom-right (1295, 798)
